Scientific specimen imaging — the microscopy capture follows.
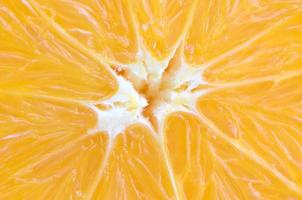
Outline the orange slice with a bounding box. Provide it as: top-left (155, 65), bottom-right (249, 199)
top-left (0, 0), bottom-right (302, 199)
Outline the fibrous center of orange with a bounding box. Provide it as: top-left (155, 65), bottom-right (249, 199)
top-left (87, 46), bottom-right (210, 138)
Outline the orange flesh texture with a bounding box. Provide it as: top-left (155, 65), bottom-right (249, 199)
top-left (0, 0), bottom-right (302, 199)
top-left (0, 0), bottom-right (117, 101)
top-left (30, 0), bottom-right (138, 64)
top-left (30, 0), bottom-right (197, 63)
top-left (92, 125), bottom-right (175, 200)
top-left (164, 112), bottom-right (301, 199)
top-left (0, 95), bottom-right (107, 199)
top-left (197, 76), bottom-right (302, 187)
top-left (129, 0), bottom-right (197, 60)
top-left (164, 112), bottom-right (214, 200)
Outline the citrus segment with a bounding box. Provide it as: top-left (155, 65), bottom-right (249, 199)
top-left (0, 95), bottom-right (96, 140)
top-left (163, 110), bottom-right (302, 199)
top-left (197, 74), bottom-right (302, 195)
top-left (163, 111), bottom-right (302, 199)
top-left (0, 1), bottom-right (117, 101)
top-left (91, 125), bottom-right (175, 200)
top-left (130, 0), bottom-right (197, 60)
top-left (184, 0), bottom-right (301, 67)
top-left (164, 112), bottom-right (214, 200)
top-left (27, 0), bottom-right (137, 64)
top-left (208, 135), bottom-right (300, 200)
top-left (1, 134), bottom-right (108, 200)
top-left (202, 12), bottom-right (302, 84)
top-left (0, 95), bottom-right (107, 199)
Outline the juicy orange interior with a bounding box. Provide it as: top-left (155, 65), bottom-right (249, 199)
top-left (1, 0), bottom-right (302, 199)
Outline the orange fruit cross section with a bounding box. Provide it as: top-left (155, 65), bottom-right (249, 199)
top-left (0, 0), bottom-right (302, 199)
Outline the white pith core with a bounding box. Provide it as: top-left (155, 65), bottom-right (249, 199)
top-left (85, 75), bottom-right (149, 138)
top-left (86, 44), bottom-right (208, 138)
